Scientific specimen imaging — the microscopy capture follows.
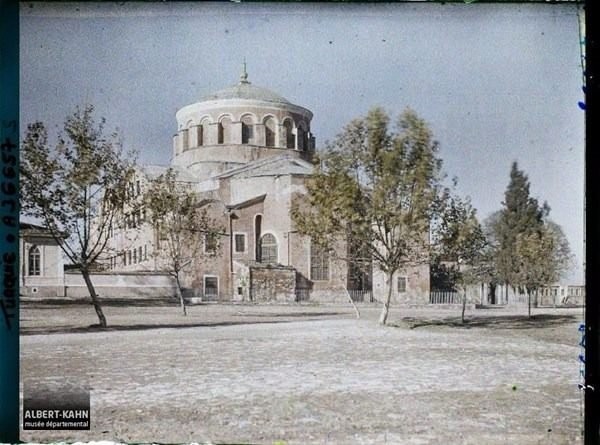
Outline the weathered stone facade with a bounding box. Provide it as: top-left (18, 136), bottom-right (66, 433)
top-left (101, 67), bottom-right (431, 304)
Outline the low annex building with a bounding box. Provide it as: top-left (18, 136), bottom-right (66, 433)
top-left (98, 66), bottom-right (432, 304)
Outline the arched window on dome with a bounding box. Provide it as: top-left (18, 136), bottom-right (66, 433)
top-left (181, 128), bottom-right (189, 151)
top-left (200, 118), bottom-right (211, 146)
top-left (264, 117), bottom-right (276, 147)
top-left (241, 115), bottom-right (254, 144)
top-left (218, 117), bottom-right (232, 144)
top-left (28, 245), bottom-right (41, 276)
top-left (297, 122), bottom-right (309, 151)
top-left (283, 119), bottom-right (295, 149)
top-left (259, 233), bottom-right (278, 264)
top-left (196, 124), bottom-right (203, 146)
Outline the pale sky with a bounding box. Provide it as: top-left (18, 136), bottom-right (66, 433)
top-left (20, 2), bottom-right (585, 283)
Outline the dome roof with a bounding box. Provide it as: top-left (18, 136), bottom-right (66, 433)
top-left (201, 82), bottom-right (292, 105)
top-left (200, 64), bottom-right (292, 105)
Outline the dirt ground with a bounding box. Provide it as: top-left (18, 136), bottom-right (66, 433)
top-left (19, 301), bottom-right (585, 444)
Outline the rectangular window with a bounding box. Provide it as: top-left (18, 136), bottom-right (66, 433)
top-left (204, 276), bottom-right (219, 298)
top-left (144, 244), bottom-right (148, 260)
top-left (128, 250), bottom-right (132, 265)
top-left (205, 232), bottom-right (218, 253)
top-left (397, 276), bottom-right (407, 293)
top-left (310, 242), bottom-right (329, 281)
top-left (139, 246), bottom-right (143, 262)
top-left (234, 233), bottom-right (246, 253)
top-left (133, 248), bottom-right (137, 264)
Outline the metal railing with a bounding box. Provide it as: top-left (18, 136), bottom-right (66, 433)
top-left (348, 289), bottom-right (373, 302)
top-left (429, 291), bottom-right (461, 304)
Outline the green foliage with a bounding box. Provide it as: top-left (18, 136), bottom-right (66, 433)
top-left (20, 104), bottom-right (135, 269)
top-left (494, 162), bottom-right (549, 286)
top-left (293, 107), bottom-right (443, 276)
top-left (431, 193), bottom-right (488, 294)
top-left (292, 107), bottom-right (446, 325)
top-left (143, 168), bottom-right (222, 275)
top-left (515, 220), bottom-right (572, 292)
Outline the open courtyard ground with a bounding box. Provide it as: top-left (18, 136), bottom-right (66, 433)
top-left (19, 302), bottom-right (585, 444)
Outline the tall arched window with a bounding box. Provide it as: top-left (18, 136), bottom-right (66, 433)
top-left (254, 214), bottom-right (262, 261)
top-left (264, 117), bottom-right (276, 147)
top-left (241, 115), bottom-right (254, 144)
top-left (259, 233), bottom-right (277, 264)
top-left (200, 118), bottom-right (210, 146)
top-left (283, 119), bottom-right (295, 149)
top-left (196, 124), bottom-right (203, 146)
top-left (28, 245), bottom-right (41, 276)
top-left (218, 117), bottom-right (232, 144)
top-left (181, 129), bottom-right (189, 151)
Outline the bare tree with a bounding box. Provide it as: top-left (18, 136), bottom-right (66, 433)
top-left (20, 105), bottom-right (135, 327)
top-left (144, 168), bottom-right (222, 315)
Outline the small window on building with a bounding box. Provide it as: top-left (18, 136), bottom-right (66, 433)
top-left (234, 233), bottom-right (246, 253)
top-left (144, 244), bottom-right (148, 260)
top-left (128, 250), bottom-right (132, 265)
top-left (397, 276), bottom-right (407, 293)
top-left (204, 276), bottom-right (219, 298)
top-left (310, 242), bottom-right (329, 281)
top-left (259, 233), bottom-right (277, 263)
top-left (201, 119), bottom-right (210, 145)
top-left (283, 119), bottom-right (295, 149)
top-left (241, 116), bottom-right (254, 144)
top-left (264, 117), bottom-right (276, 147)
top-left (181, 129), bottom-right (189, 151)
top-left (237, 286), bottom-right (243, 295)
top-left (197, 125), bottom-right (203, 146)
top-left (28, 245), bottom-right (41, 276)
top-left (205, 232), bottom-right (218, 253)
top-left (139, 246), bottom-right (143, 262)
top-left (218, 117), bottom-right (231, 144)
top-left (133, 248), bottom-right (137, 264)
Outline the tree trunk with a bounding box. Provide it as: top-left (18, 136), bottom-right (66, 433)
top-left (344, 287), bottom-right (361, 319)
top-left (527, 288), bottom-right (532, 319)
top-left (378, 273), bottom-right (394, 325)
top-left (489, 283), bottom-right (496, 305)
top-left (174, 273), bottom-right (187, 316)
top-left (461, 288), bottom-right (467, 324)
top-left (81, 268), bottom-right (107, 328)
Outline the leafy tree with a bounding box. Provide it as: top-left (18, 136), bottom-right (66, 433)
top-left (515, 220), bottom-right (572, 317)
top-left (480, 211), bottom-right (503, 304)
top-left (20, 105), bottom-right (134, 328)
top-left (432, 194), bottom-right (487, 322)
top-left (144, 168), bottom-right (222, 315)
top-left (293, 107), bottom-right (444, 325)
top-left (495, 162), bottom-right (548, 290)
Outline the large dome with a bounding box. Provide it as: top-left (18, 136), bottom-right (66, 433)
top-left (201, 82), bottom-right (292, 105)
top-left (200, 65), bottom-right (292, 105)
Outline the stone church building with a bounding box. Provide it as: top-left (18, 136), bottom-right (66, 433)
top-left (102, 67), bottom-right (430, 304)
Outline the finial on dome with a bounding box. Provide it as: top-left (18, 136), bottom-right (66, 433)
top-left (240, 58), bottom-right (249, 84)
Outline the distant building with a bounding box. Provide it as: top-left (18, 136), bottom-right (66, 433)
top-left (19, 222), bottom-right (64, 298)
